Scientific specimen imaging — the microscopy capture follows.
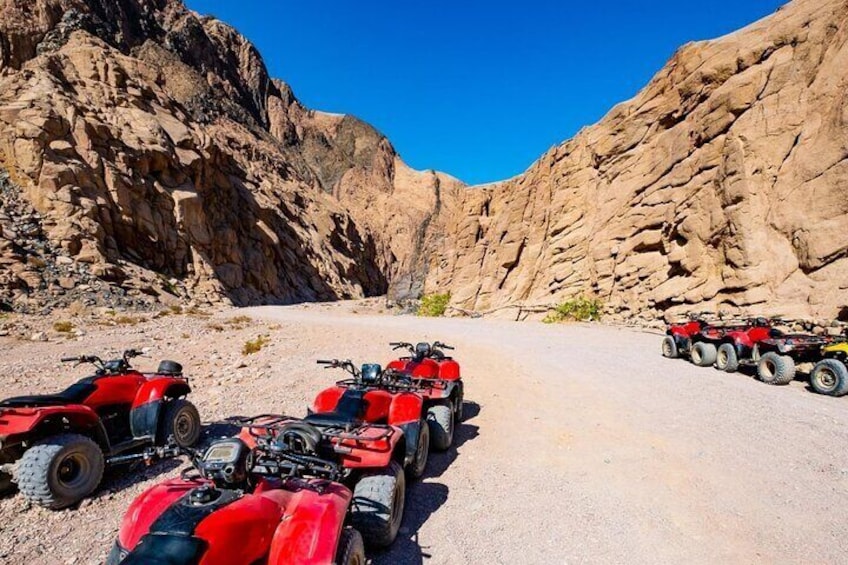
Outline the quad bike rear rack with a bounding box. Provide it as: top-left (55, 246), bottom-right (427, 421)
top-left (231, 414), bottom-right (394, 442)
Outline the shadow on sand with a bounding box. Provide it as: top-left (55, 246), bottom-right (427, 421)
top-left (370, 401), bottom-right (481, 565)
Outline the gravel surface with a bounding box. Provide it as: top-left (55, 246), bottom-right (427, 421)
top-left (1, 301), bottom-right (847, 564)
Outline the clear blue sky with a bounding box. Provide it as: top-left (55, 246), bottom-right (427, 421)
top-left (186, 0), bottom-right (787, 185)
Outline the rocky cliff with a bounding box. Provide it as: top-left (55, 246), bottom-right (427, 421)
top-left (0, 0), bottom-right (461, 312)
top-left (425, 0), bottom-right (848, 321)
top-left (0, 0), bottom-right (844, 321)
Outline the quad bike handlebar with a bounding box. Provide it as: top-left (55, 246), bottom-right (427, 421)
top-left (317, 359), bottom-right (424, 392)
top-left (389, 341), bottom-right (455, 353)
top-left (61, 349), bottom-right (146, 372)
top-left (316, 359), bottom-right (358, 376)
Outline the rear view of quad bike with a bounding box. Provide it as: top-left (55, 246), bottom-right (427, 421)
top-left (752, 332), bottom-right (837, 388)
top-left (0, 350), bottom-right (201, 509)
top-left (237, 411), bottom-right (408, 549)
top-left (311, 358), bottom-right (430, 481)
top-left (386, 341), bottom-right (463, 450)
top-left (107, 427), bottom-right (365, 565)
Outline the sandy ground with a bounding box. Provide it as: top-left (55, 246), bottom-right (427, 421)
top-left (1, 301), bottom-right (847, 564)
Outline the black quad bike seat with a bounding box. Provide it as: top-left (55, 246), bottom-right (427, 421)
top-left (305, 389), bottom-right (368, 427)
top-left (0, 382), bottom-right (97, 408)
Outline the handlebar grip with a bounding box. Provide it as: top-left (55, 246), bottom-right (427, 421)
top-left (441, 344), bottom-right (455, 350)
top-left (60, 357), bottom-right (79, 363)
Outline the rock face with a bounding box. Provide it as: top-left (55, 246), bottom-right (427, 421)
top-left (0, 0), bottom-right (844, 321)
top-left (425, 0), bottom-right (848, 320)
top-left (0, 0), bottom-right (461, 311)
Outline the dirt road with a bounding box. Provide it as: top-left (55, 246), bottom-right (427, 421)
top-left (2, 304), bottom-right (847, 564)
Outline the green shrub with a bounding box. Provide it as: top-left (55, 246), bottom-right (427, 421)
top-left (53, 320), bottom-right (74, 333)
top-left (242, 335), bottom-right (269, 355)
top-left (417, 293), bottom-right (451, 317)
top-left (543, 296), bottom-right (603, 323)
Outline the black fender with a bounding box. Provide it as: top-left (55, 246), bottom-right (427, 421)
top-left (130, 399), bottom-right (163, 440)
top-left (396, 421), bottom-right (421, 467)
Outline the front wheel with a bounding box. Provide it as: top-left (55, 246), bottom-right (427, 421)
top-left (810, 359), bottom-right (848, 396)
top-left (757, 352), bottom-right (796, 385)
top-left (427, 401), bottom-right (454, 451)
top-left (17, 433), bottom-right (105, 509)
top-left (662, 336), bottom-right (678, 359)
top-left (160, 399), bottom-right (201, 447)
top-left (351, 461), bottom-right (405, 548)
top-left (335, 527), bottom-right (366, 565)
top-left (716, 343), bottom-right (739, 373)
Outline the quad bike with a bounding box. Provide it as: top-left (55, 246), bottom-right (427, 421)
top-left (752, 332), bottom-right (838, 388)
top-left (386, 341), bottom-right (463, 450)
top-left (107, 426), bottom-right (365, 565)
top-left (0, 349), bottom-right (201, 509)
top-left (688, 317), bottom-right (783, 368)
top-left (807, 334), bottom-right (848, 397)
top-left (661, 312), bottom-right (747, 360)
top-left (311, 358), bottom-right (430, 479)
top-left (236, 410), bottom-right (408, 549)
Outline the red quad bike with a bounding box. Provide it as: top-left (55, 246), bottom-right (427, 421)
top-left (753, 332), bottom-right (840, 388)
top-left (386, 341), bottom-right (463, 450)
top-left (311, 359), bottom-right (430, 480)
top-left (107, 426), bottom-right (365, 565)
top-left (661, 312), bottom-right (748, 360)
top-left (0, 350), bottom-right (201, 509)
top-left (242, 359), bottom-right (422, 549)
top-left (688, 317), bottom-right (783, 369)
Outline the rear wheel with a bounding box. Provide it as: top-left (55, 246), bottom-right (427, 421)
top-left (427, 401), bottom-right (454, 451)
top-left (690, 342), bottom-right (717, 367)
top-left (161, 399), bottom-right (201, 447)
top-left (351, 461), bottom-right (405, 548)
top-left (757, 352), bottom-right (796, 385)
top-left (335, 527), bottom-right (366, 565)
top-left (716, 343), bottom-right (739, 373)
top-left (662, 336), bottom-right (678, 359)
top-left (407, 419), bottom-right (430, 479)
top-left (17, 433), bottom-right (104, 509)
top-left (810, 359), bottom-right (848, 397)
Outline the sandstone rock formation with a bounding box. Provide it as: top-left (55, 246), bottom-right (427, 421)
top-left (424, 0), bottom-right (848, 321)
top-left (0, 0), bottom-right (844, 321)
top-left (0, 0), bottom-right (461, 311)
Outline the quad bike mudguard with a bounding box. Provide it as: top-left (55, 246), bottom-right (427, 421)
top-left (0, 404), bottom-right (103, 446)
top-left (129, 378), bottom-right (191, 439)
top-left (118, 477), bottom-right (351, 565)
top-left (266, 480), bottom-right (353, 565)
